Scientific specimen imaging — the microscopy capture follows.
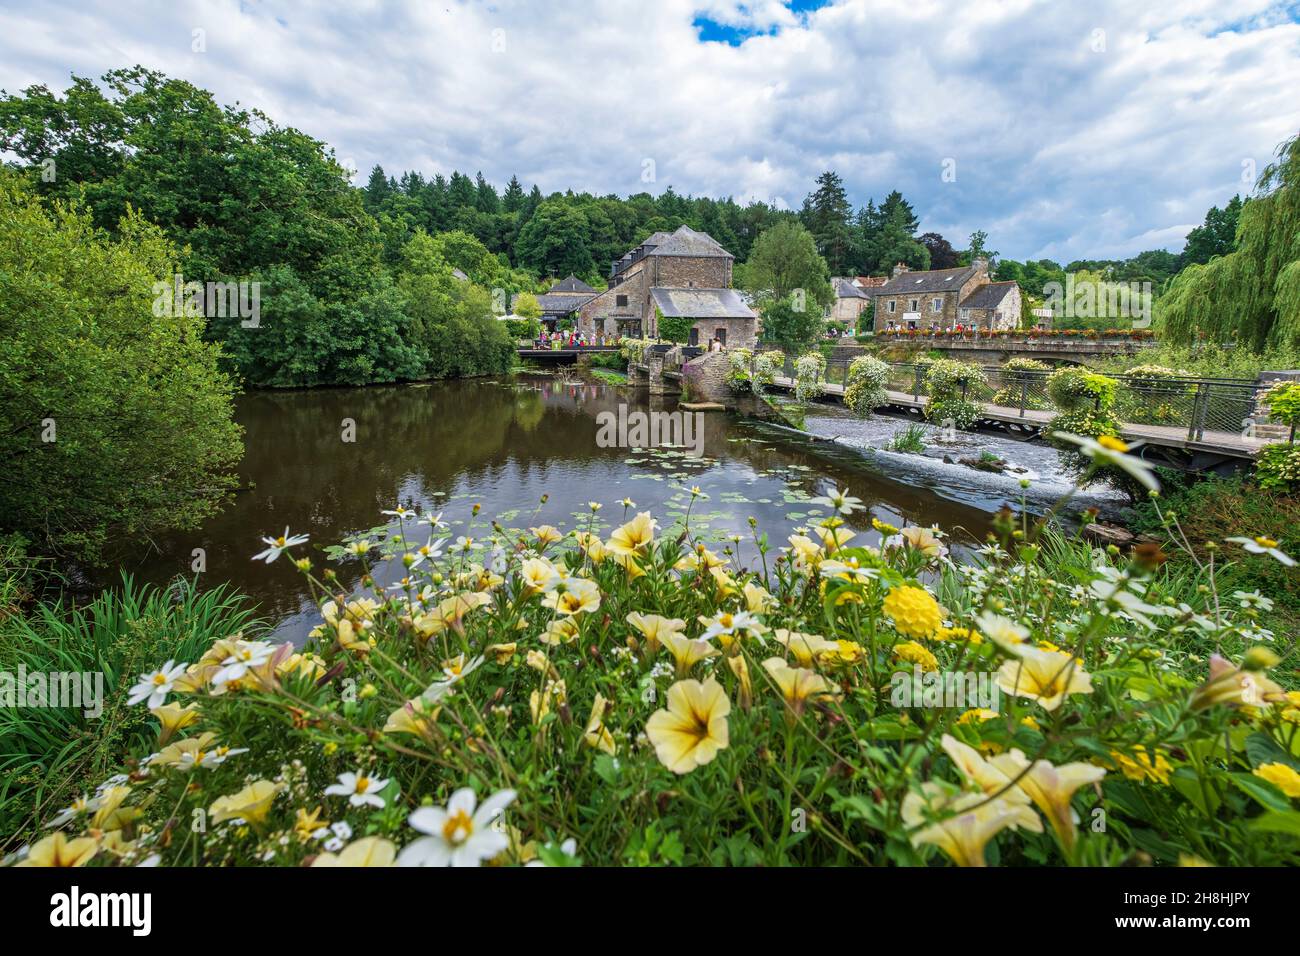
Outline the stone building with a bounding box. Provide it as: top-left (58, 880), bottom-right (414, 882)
top-left (577, 225), bottom-right (758, 347)
top-left (871, 258), bottom-right (1021, 332)
top-left (828, 277), bottom-right (871, 323)
top-left (514, 275), bottom-right (599, 331)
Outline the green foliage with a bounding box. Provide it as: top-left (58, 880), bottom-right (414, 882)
top-left (1262, 381), bottom-right (1300, 429)
top-left (741, 220), bottom-right (833, 309)
top-left (887, 423), bottom-right (927, 453)
top-left (0, 172), bottom-right (243, 560)
top-left (793, 352), bottom-right (827, 403)
top-left (759, 295), bottom-right (827, 352)
top-left (513, 291), bottom-right (542, 321)
top-left (656, 310), bottom-right (695, 345)
top-left (1256, 442), bottom-right (1300, 492)
top-left (924, 360), bottom-right (987, 430)
top-left (992, 357), bottom-right (1051, 409)
top-left (0, 573), bottom-right (262, 847)
top-left (1046, 367), bottom-right (1118, 412)
top-left (1160, 132), bottom-right (1300, 350)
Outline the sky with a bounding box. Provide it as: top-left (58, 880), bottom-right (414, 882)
top-left (1, 0), bottom-right (1299, 263)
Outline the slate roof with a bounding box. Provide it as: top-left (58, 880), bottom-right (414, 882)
top-left (872, 265), bottom-right (978, 296)
top-left (645, 225), bottom-right (734, 259)
top-left (833, 277), bottom-right (869, 299)
top-left (959, 281), bottom-right (1017, 309)
top-left (534, 292), bottom-right (597, 314)
top-left (549, 274), bottom-right (596, 293)
top-left (451, 268), bottom-right (469, 281)
top-left (650, 287), bottom-right (756, 319)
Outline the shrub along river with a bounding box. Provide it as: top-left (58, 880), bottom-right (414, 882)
top-left (103, 373), bottom-right (1123, 641)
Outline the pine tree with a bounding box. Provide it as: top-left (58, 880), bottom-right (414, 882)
top-left (503, 174), bottom-right (525, 213)
top-left (801, 171), bottom-right (854, 275)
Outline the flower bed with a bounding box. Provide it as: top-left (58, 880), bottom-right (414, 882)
top-left (11, 478), bottom-right (1300, 868)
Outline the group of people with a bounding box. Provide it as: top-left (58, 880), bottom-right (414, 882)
top-left (535, 329), bottom-right (619, 349)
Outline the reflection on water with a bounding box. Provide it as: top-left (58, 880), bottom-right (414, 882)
top-left (107, 375), bottom-right (1000, 640)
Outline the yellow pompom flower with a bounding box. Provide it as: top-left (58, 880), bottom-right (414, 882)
top-left (1254, 762), bottom-right (1300, 798)
top-left (883, 586), bottom-right (942, 640)
top-left (1109, 745), bottom-right (1173, 785)
top-left (893, 641), bottom-right (939, 673)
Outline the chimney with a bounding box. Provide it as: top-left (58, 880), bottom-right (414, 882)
top-left (892, 262), bottom-right (909, 277)
top-left (972, 256), bottom-right (989, 278)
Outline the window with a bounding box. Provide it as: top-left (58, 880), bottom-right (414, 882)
top-left (960, 309), bottom-right (971, 321)
top-left (886, 300), bottom-right (896, 313)
top-left (615, 294), bottom-right (628, 307)
top-left (931, 297), bottom-right (942, 313)
top-left (908, 299), bottom-right (919, 312)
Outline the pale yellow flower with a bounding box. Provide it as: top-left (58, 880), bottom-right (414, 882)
top-left (151, 701), bottom-right (200, 744)
top-left (383, 697), bottom-right (440, 736)
top-left (659, 631), bottom-right (721, 676)
top-left (762, 657), bottom-right (842, 716)
top-left (17, 832), bottom-right (99, 868)
top-left (773, 629), bottom-right (840, 667)
top-left (902, 782), bottom-right (1041, 867)
top-left (209, 779), bottom-right (283, 826)
top-left (542, 577), bottom-right (601, 616)
top-left (941, 735), bottom-right (1030, 804)
top-left (540, 617), bottom-right (580, 646)
top-left (530, 525), bottom-right (563, 546)
top-left (1189, 654), bottom-right (1286, 711)
top-left (583, 693), bottom-right (616, 754)
top-left (743, 581), bottom-right (776, 613)
top-left (606, 511), bottom-right (656, 556)
top-left (626, 612), bottom-right (686, 653)
top-left (989, 749), bottom-right (1106, 852)
top-left (645, 678), bottom-right (731, 774)
top-left (519, 557), bottom-right (557, 592)
top-left (996, 644), bottom-right (1093, 711)
top-left (311, 836), bottom-right (398, 867)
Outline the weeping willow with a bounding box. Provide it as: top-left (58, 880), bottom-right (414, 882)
top-left (1160, 132), bottom-right (1300, 350)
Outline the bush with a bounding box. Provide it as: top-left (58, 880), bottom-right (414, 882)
top-left (925, 360), bottom-right (987, 430)
top-left (793, 352), bottom-right (827, 403)
top-left (0, 575), bottom-right (262, 847)
top-left (1256, 442), bottom-right (1300, 492)
top-left (843, 355), bottom-right (891, 415)
top-left (14, 492), bottom-right (1300, 868)
top-left (992, 358), bottom-right (1051, 409)
top-left (1046, 367), bottom-right (1117, 412)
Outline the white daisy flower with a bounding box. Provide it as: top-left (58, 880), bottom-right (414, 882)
top-left (1226, 536), bottom-right (1296, 567)
top-left (252, 527), bottom-right (310, 563)
top-left (324, 771), bottom-right (390, 808)
top-left (397, 787), bottom-right (516, 867)
top-left (126, 659), bottom-right (189, 708)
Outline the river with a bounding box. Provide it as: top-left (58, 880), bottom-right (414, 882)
top-left (105, 373), bottom-right (1121, 640)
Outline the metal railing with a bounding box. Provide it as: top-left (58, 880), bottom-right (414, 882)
top-left (778, 356), bottom-right (1276, 442)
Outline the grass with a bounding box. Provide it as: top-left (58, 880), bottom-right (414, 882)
top-left (0, 569), bottom-right (263, 848)
top-left (888, 423), bottom-right (928, 453)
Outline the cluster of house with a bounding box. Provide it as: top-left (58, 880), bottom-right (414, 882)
top-left (512, 225), bottom-right (1023, 346)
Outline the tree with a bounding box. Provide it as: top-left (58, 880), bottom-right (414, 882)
top-left (919, 232), bottom-right (960, 269)
top-left (502, 174), bottom-right (525, 213)
top-left (514, 291), bottom-right (542, 320)
top-left (801, 170), bottom-right (855, 275)
top-left (759, 296), bottom-right (826, 352)
top-left (740, 220), bottom-right (833, 308)
top-left (1180, 195), bottom-right (1243, 268)
top-left (0, 172), bottom-right (243, 560)
top-left (515, 201), bottom-right (595, 279)
top-left (1161, 133), bottom-right (1300, 349)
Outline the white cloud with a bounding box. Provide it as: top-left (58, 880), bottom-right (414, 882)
top-left (1, 0), bottom-right (1298, 261)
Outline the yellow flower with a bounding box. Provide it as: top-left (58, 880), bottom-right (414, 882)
top-left (583, 693), bottom-right (616, 754)
top-left (659, 631), bottom-right (721, 676)
top-left (956, 708), bottom-right (998, 725)
top-left (675, 544), bottom-right (726, 572)
top-left (542, 577), bottom-right (601, 616)
top-left (606, 511), bottom-right (656, 556)
top-left (935, 626), bottom-right (982, 645)
top-left (761, 657), bottom-right (842, 716)
top-left (530, 525), bottom-right (563, 546)
top-left (883, 586), bottom-right (942, 640)
top-left (773, 629), bottom-right (840, 667)
top-left (824, 640), bottom-right (866, 667)
top-left (1190, 654), bottom-right (1286, 711)
top-left (383, 697), bottom-right (440, 736)
top-left (786, 534), bottom-right (825, 570)
top-left (294, 805), bottom-right (329, 840)
top-left (743, 581), bottom-right (776, 613)
top-left (519, 557), bottom-right (556, 592)
top-left (90, 785), bottom-right (138, 831)
top-left (893, 641), bottom-right (939, 673)
top-left (1254, 762), bottom-right (1300, 798)
top-left (941, 735), bottom-right (1031, 804)
top-left (574, 531), bottom-right (609, 563)
top-left (996, 644), bottom-right (1093, 712)
top-left (485, 642), bottom-right (517, 664)
top-left (311, 836), bottom-right (398, 867)
top-left (728, 654), bottom-right (753, 712)
top-left (540, 617), bottom-right (580, 646)
top-left (151, 701), bottom-right (200, 744)
top-left (1109, 745), bottom-right (1173, 785)
top-left (17, 832), bottom-right (99, 867)
top-left (645, 678), bottom-right (731, 774)
top-left (413, 591), bottom-right (490, 639)
top-left (989, 750), bottom-right (1107, 852)
top-left (626, 612), bottom-right (686, 653)
top-left (903, 783), bottom-right (1041, 867)
top-left (814, 523), bottom-right (856, 552)
top-left (209, 779), bottom-right (283, 826)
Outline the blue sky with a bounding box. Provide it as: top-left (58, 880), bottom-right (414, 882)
top-left (1, 0), bottom-right (1298, 263)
